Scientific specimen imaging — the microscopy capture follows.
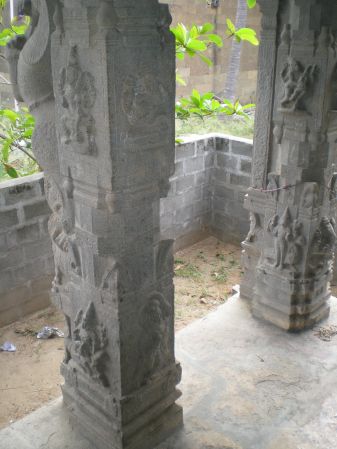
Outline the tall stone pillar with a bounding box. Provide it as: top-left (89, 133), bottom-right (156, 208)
top-left (241, 0), bottom-right (337, 331)
top-left (6, 1), bottom-right (182, 448)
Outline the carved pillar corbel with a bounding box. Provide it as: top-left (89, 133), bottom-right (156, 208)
top-left (241, 0), bottom-right (337, 331)
top-left (7, 1), bottom-right (182, 448)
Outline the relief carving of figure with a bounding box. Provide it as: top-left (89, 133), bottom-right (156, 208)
top-left (4, 1), bottom-right (82, 290)
top-left (245, 212), bottom-right (262, 243)
top-left (45, 173), bottom-right (81, 293)
top-left (288, 219), bottom-right (306, 270)
top-left (308, 217), bottom-right (337, 275)
top-left (280, 57), bottom-right (317, 112)
top-left (301, 183), bottom-right (319, 209)
top-left (72, 302), bottom-right (109, 387)
top-left (267, 207), bottom-right (292, 268)
top-left (138, 293), bottom-right (172, 384)
top-left (266, 172), bottom-right (279, 200)
top-left (59, 46), bottom-right (97, 155)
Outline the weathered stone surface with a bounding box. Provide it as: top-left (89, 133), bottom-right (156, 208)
top-left (6, 1), bottom-right (181, 448)
top-left (242, 0), bottom-right (337, 331)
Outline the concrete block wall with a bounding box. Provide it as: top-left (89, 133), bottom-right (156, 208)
top-left (160, 136), bottom-right (215, 247)
top-left (160, 134), bottom-right (252, 246)
top-left (0, 135), bottom-right (253, 327)
top-left (210, 135), bottom-right (252, 243)
top-left (0, 173), bottom-right (53, 327)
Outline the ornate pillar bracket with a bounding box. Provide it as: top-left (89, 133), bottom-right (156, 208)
top-left (6, 1), bottom-right (182, 448)
top-left (241, 0), bottom-right (337, 331)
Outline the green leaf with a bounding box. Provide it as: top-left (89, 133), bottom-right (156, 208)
top-left (242, 103), bottom-right (255, 110)
top-left (235, 28), bottom-right (259, 45)
top-left (226, 18), bottom-right (236, 35)
top-left (247, 0), bottom-right (256, 8)
top-left (0, 109), bottom-right (19, 124)
top-left (4, 163), bottom-right (18, 178)
top-left (207, 34), bottom-right (223, 47)
top-left (186, 39), bottom-right (207, 52)
top-left (0, 28), bottom-right (15, 46)
top-left (199, 23), bottom-right (214, 34)
top-left (1, 139), bottom-right (11, 162)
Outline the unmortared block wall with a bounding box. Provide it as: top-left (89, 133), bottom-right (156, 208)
top-left (168, 0), bottom-right (261, 102)
top-left (0, 173), bottom-right (54, 327)
top-left (0, 135), bottom-right (252, 327)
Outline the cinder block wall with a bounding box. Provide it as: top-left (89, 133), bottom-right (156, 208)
top-left (210, 135), bottom-right (252, 242)
top-left (160, 136), bottom-right (214, 248)
top-left (0, 173), bottom-right (54, 327)
top-left (0, 135), bottom-right (252, 327)
top-left (160, 134), bottom-right (252, 247)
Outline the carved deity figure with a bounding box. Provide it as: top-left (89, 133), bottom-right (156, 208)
top-left (138, 293), bottom-right (171, 384)
top-left (72, 302), bottom-right (109, 387)
top-left (308, 217), bottom-right (337, 275)
top-left (280, 57), bottom-right (317, 111)
top-left (59, 45), bottom-right (97, 154)
top-left (267, 208), bottom-right (292, 268)
top-left (288, 219), bottom-right (306, 269)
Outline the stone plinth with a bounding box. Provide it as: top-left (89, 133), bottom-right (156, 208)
top-left (241, 0), bottom-right (337, 330)
top-left (6, 1), bottom-right (182, 448)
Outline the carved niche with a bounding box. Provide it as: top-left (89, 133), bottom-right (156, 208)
top-left (279, 57), bottom-right (318, 112)
top-left (71, 302), bottom-right (110, 387)
top-left (137, 292), bottom-right (172, 384)
top-left (45, 173), bottom-right (81, 292)
top-left (266, 208), bottom-right (306, 272)
top-left (122, 65), bottom-right (169, 131)
top-left (301, 183), bottom-right (319, 209)
top-left (59, 46), bottom-right (97, 155)
top-left (308, 217), bottom-right (337, 276)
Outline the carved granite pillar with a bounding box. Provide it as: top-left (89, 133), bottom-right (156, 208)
top-left (241, 0), bottom-right (337, 331)
top-left (7, 1), bottom-right (182, 448)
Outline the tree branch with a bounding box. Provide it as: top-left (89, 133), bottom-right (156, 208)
top-left (0, 132), bottom-right (39, 165)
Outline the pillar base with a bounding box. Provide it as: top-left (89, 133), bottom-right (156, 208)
top-left (61, 362), bottom-right (183, 449)
top-left (252, 266), bottom-right (331, 331)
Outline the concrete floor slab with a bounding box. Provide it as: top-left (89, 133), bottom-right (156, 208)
top-left (1, 295), bottom-right (337, 449)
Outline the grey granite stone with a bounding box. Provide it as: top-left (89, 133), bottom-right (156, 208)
top-left (241, 0), bottom-right (337, 331)
top-left (6, 1), bottom-right (181, 448)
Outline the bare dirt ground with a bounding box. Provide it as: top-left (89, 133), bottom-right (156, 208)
top-left (0, 237), bottom-right (242, 429)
